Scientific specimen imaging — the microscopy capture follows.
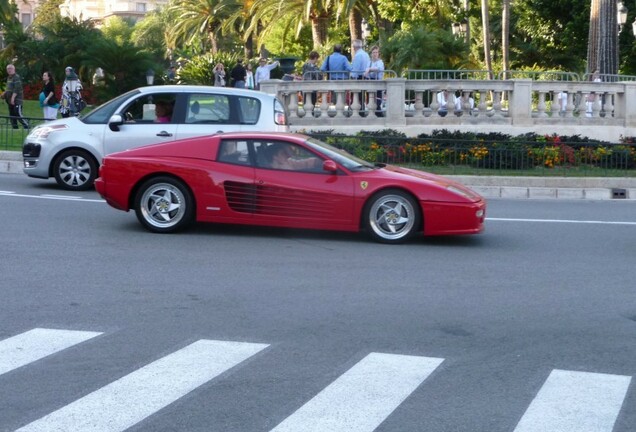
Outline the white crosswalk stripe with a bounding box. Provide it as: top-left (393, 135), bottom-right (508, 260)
top-left (270, 352), bottom-right (444, 432)
top-left (514, 369), bottom-right (632, 432)
top-left (0, 328), bottom-right (102, 376)
top-left (2, 327), bottom-right (634, 431)
top-left (16, 339), bottom-right (269, 432)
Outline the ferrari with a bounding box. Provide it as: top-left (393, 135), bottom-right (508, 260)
top-left (95, 132), bottom-right (486, 243)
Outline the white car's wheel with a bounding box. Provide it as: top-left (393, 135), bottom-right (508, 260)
top-left (134, 177), bottom-right (194, 233)
top-left (53, 149), bottom-right (98, 191)
top-left (365, 190), bottom-right (420, 244)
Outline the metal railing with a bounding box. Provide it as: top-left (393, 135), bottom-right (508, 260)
top-left (498, 70), bottom-right (581, 81)
top-left (581, 73), bottom-right (636, 82)
top-left (405, 69), bottom-right (492, 80)
top-left (306, 133), bottom-right (636, 176)
top-left (0, 115), bottom-right (47, 151)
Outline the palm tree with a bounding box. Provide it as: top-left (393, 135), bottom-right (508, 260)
top-left (245, 0), bottom-right (336, 50)
top-left (481, 0), bottom-right (494, 79)
top-left (166, 0), bottom-right (231, 54)
top-left (502, 0), bottom-right (510, 79)
top-left (587, 0), bottom-right (619, 77)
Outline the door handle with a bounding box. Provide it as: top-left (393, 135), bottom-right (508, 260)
top-left (157, 131), bottom-right (173, 137)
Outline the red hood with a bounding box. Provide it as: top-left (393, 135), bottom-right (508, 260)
top-left (376, 165), bottom-right (482, 202)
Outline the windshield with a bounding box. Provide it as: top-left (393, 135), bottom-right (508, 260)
top-left (81, 89), bottom-right (141, 124)
top-left (304, 137), bottom-right (375, 171)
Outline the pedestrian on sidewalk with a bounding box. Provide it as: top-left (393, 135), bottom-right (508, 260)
top-left (3, 64), bottom-right (29, 129)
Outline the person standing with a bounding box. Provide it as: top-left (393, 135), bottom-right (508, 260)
top-left (60, 66), bottom-right (84, 118)
top-left (230, 59), bottom-right (247, 88)
top-left (40, 71), bottom-right (60, 121)
top-left (302, 51), bottom-right (322, 107)
top-left (320, 44), bottom-right (352, 105)
top-left (320, 44), bottom-right (352, 81)
top-left (364, 45), bottom-right (384, 116)
top-left (246, 63), bottom-right (255, 89)
top-left (254, 58), bottom-right (280, 90)
top-left (213, 63), bottom-right (226, 87)
top-left (3, 64), bottom-right (29, 129)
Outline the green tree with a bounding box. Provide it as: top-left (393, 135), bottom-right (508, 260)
top-left (132, 9), bottom-right (171, 61)
top-left (166, 0), bottom-right (237, 54)
top-left (247, 0), bottom-right (337, 49)
top-left (382, 27), bottom-right (471, 74)
top-left (82, 38), bottom-right (157, 100)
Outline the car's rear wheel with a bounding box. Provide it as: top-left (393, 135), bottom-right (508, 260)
top-left (364, 190), bottom-right (420, 244)
top-left (134, 177), bottom-right (194, 233)
top-left (53, 149), bottom-right (98, 191)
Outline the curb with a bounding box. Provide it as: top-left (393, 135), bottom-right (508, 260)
top-left (0, 151), bottom-right (23, 175)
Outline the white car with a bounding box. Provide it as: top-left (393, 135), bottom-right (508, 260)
top-left (22, 85), bottom-right (289, 190)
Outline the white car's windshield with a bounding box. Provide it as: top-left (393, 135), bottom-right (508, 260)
top-left (304, 137), bottom-right (375, 171)
top-left (82, 89), bottom-right (141, 124)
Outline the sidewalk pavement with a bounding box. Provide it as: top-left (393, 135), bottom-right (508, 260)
top-left (2, 150), bottom-right (636, 200)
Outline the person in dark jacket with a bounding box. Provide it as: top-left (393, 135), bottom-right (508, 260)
top-left (230, 59), bottom-right (247, 88)
top-left (3, 64), bottom-right (29, 129)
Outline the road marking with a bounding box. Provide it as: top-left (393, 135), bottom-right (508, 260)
top-left (0, 191), bottom-right (103, 203)
top-left (271, 352), bottom-right (444, 432)
top-left (488, 217), bottom-right (636, 226)
top-left (17, 339), bottom-right (269, 432)
top-left (40, 194), bottom-right (83, 200)
top-left (0, 328), bottom-right (102, 376)
top-left (514, 369), bottom-right (632, 432)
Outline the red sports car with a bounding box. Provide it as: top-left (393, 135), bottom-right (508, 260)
top-left (95, 132), bottom-right (486, 243)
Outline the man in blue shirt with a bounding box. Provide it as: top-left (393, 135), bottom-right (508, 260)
top-left (350, 39), bottom-right (370, 113)
top-left (350, 39), bottom-right (370, 79)
top-left (320, 44), bottom-right (352, 80)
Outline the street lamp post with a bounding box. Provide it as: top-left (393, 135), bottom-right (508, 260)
top-left (618, 1), bottom-right (628, 31)
top-left (146, 69), bottom-right (155, 86)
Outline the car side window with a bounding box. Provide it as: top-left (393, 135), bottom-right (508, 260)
top-left (237, 97), bottom-right (260, 124)
top-left (218, 140), bottom-right (250, 166)
top-left (254, 140), bottom-right (323, 172)
top-left (120, 93), bottom-right (176, 123)
top-left (186, 93), bottom-right (230, 124)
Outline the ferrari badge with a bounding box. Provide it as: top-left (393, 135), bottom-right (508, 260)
top-left (360, 181), bottom-right (368, 190)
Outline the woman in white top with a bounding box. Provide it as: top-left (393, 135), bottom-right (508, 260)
top-left (364, 46), bottom-right (385, 116)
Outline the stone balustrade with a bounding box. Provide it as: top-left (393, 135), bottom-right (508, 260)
top-left (259, 78), bottom-right (636, 141)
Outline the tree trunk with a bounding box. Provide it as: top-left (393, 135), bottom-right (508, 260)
top-left (587, 0), bottom-right (618, 77)
top-left (502, 0), bottom-right (510, 79)
top-left (481, 0), bottom-right (493, 79)
top-left (349, 9), bottom-right (362, 44)
top-left (311, 15), bottom-right (329, 49)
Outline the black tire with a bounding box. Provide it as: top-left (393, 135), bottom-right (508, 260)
top-left (53, 149), bottom-right (98, 191)
top-left (364, 189), bottom-right (421, 244)
top-left (134, 177), bottom-right (194, 233)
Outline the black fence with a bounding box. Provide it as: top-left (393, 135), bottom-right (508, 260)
top-left (0, 115), bottom-right (48, 151)
top-left (307, 133), bottom-right (636, 177)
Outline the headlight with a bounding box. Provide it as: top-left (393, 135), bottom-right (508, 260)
top-left (447, 185), bottom-right (475, 199)
top-left (27, 124), bottom-right (68, 139)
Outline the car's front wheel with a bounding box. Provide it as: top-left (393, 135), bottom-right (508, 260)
top-left (364, 190), bottom-right (420, 244)
top-left (53, 149), bottom-right (98, 191)
top-left (134, 177), bottom-right (194, 233)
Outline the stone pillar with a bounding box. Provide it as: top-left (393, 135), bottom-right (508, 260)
top-left (618, 82), bottom-right (636, 127)
top-left (509, 79), bottom-right (532, 125)
top-left (385, 78), bottom-right (406, 126)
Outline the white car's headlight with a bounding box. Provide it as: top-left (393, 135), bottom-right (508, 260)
top-left (28, 124), bottom-right (69, 139)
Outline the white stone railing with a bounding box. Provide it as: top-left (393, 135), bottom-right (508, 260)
top-left (259, 78), bottom-right (636, 141)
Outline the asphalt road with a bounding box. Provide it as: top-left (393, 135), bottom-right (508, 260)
top-left (1, 173), bottom-right (635, 432)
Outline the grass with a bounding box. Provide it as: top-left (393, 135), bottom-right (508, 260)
top-left (0, 100), bottom-right (51, 151)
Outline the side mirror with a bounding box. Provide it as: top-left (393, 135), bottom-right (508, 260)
top-left (322, 159), bottom-right (338, 173)
top-left (108, 114), bottom-right (124, 132)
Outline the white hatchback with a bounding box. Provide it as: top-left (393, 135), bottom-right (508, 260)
top-left (22, 85), bottom-right (289, 190)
